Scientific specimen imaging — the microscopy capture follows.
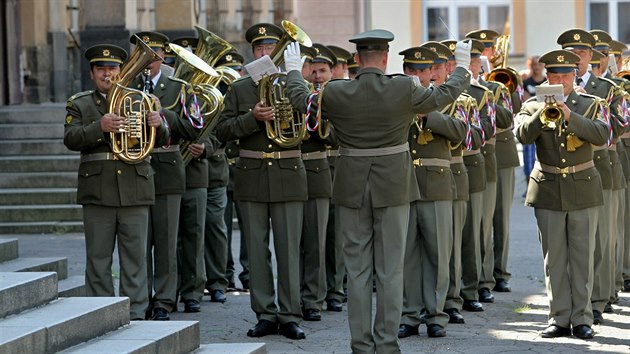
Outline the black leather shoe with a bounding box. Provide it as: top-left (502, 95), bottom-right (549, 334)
top-left (593, 310), bottom-right (603, 325)
top-left (397, 324), bottom-right (419, 338)
top-left (183, 299), bottom-right (201, 313)
top-left (247, 320), bottom-right (278, 337)
top-left (151, 307), bottom-right (170, 321)
top-left (279, 322), bottom-right (306, 340)
top-left (210, 289), bottom-right (227, 303)
top-left (541, 324), bottom-right (571, 338)
top-left (427, 324), bottom-right (446, 338)
top-left (493, 279), bottom-right (511, 292)
top-left (624, 279), bottom-right (630, 292)
top-left (445, 308), bottom-right (465, 324)
top-left (603, 302), bottom-right (613, 313)
top-left (572, 324), bottom-right (594, 339)
top-left (478, 288), bottom-right (495, 303)
top-left (303, 308), bottom-right (321, 321)
top-left (326, 299), bottom-right (343, 312)
top-left (241, 280), bottom-right (250, 290)
top-left (462, 300), bottom-right (484, 312)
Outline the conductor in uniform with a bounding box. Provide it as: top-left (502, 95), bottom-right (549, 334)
top-left (516, 49), bottom-right (609, 339)
top-left (285, 30), bottom-right (472, 354)
top-left (64, 44), bottom-right (168, 320)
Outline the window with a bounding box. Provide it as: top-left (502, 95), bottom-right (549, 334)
top-left (588, 0), bottom-right (630, 44)
top-left (424, 1), bottom-right (511, 43)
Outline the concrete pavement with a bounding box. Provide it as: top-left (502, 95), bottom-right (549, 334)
top-left (4, 175), bottom-right (630, 353)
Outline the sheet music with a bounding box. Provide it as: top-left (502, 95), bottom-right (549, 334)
top-left (536, 84), bottom-right (564, 103)
top-left (244, 55), bottom-right (279, 85)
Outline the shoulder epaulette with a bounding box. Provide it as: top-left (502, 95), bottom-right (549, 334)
top-left (523, 96), bottom-right (538, 104)
top-left (68, 90), bottom-right (93, 102)
top-left (577, 92), bottom-right (598, 100)
top-left (596, 76), bottom-right (618, 87)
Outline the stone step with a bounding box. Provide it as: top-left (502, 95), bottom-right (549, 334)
top-left (194, 343), bottom-right (267, 354)
top-left (0, 204), bottom-right (82, 223)
top-left (0, 257), bottom-right (68, 280)
top-left (59, 321), bottom-right (200, 354)
top-left (58, 275), bottom-right (86, 297)
top-left (0, 155), bottom-right (79, 173)
top-left (0, 272), bottom-right (58, 318)
top-left (0, 221), bottom-right (84, 235)
top-left (0, 139), bottom-right (73, 156)
top-left (0, 103), bottom-right (66, 124)
top-left (0, 297), bottom-right (129, 354)
top-left (0, 188), bottom-right (77, 205)
top-left (0, 123), bottom-right (64, 139)
top-left (0, 172), bottom-right (77, 188)
top-left (0, 238), bottom-right (18, 262)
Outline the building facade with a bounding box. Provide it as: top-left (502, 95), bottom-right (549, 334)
top-left (1, 0), bottom-right (628, 105)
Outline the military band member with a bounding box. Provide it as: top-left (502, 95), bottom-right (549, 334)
top-left (397, 45), bottom-right (467, 339)
top-left (328, 45), bottom-right (352, 79)
top-left (516, 49), bottom-right (609, 340)
top-left (285, 30), bottom-right (472, 354)
top-left (609, 39), bottom-right (630, 294)
top-left (215, 23), bottom-right (307, 340)
top-left (130, 31), bottom-right (195, 320)
top-left (558, 28), bottom-right (626, 324)
top-left (436, 41), bottom-right (484, 325)
top-left (347, 54), bottom-right (359, 79)
top-left (299, 43), bottom-right (335, 322)
top-left (64, 44), bottom-right (168, 320)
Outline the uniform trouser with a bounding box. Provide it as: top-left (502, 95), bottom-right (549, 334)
top-left (592, 189), bottom-right (613, 313)
top-left (479, 181), bottom-right (497, 290)
top-left (339, 184), bottom-right (407, 354)
top-left (493, 168), bottom-right (515, 282)
top-left (461, 190), bottom-right (483, 301)
top-left (204, 186), bottom-right (229, 292)
top-left (225, 190), bottom-right (248, 287)
top-left (178, 187), bottom-right (207, 302)
top-left (536, 207), bottom-right (597, 328)
top-left (240, 200), bottom-right (303, 324)
top-left (83, 204), bottom-right (149, 320)
top-left (625, 186), bottom-right (630, 282)
top-left (301, 197), bottom-right (330, 310)
top-left (326, 200), bottom-right (346, 302)
top-left (147, 194), bottom-right (181, 312)
top-left (445, 199), bottom-right (467, 310)
top-left (401, 200), bottom-right (452, 328)
top-left (613, 188), bottom-right (625, 299)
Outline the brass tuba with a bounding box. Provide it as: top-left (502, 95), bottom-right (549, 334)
top-left (108, 36), bottom-right (162, 164)
top-left (259, 20), bottom-right (313, 148)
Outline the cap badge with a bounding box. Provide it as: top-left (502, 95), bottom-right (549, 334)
top-left (429, 47), bottom-right (437, 52)
top-left (557, 55), bottom-right (565, 63)
top-left (259, 26), bottom-right (266, 35)
top-left (414, 51), bottom-right (422, 59)
top-left (225, 54), bottom-right (233, 61)
top-left (480, 32), bottom-right (487, 39)
top-left (574, 33), bottom-right (581, 41)
top-left (449, 44), bottom-right (456, 51)
top-left (182, 40), bottom-right (189, 47)
top-left (593, 34), bottom-right (599, 41)
top-left (143, 35), bottom-right (150, 43)
top-left (103, 49), bottom-right (110, 57)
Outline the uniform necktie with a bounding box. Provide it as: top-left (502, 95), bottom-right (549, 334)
top-left (576, 77), bottom-right (583, 87)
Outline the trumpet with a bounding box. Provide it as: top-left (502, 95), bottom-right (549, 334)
top-left (540, 96), bottom-right (564, 129)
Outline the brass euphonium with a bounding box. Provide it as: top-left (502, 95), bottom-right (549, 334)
top-left (108, 35), bottom-right (162, 164)
top-left (167, 42), bottom-right (224, 165)
top-left (617, 56), bottom-right (630, 80)
top-left (487, 34), bottom-right (521, 95)
top-left (259, 20), bottom-right (313, 148)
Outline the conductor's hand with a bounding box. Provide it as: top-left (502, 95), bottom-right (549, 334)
top-left (455, 40), bottom-right (472, 70)
top-left (188, 143), bottom-right (205, 159)
top-left (100, 113), bottom-right (126, 133)
top-left (253, 101), bottom-right (274, 122)
top-left (284, 42), bottom-right (305, 73)
top-left (146, 111), bottom-right (164, 128)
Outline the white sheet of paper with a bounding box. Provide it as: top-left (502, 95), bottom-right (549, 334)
top-left (536, 84), bottom-right (564, 104)
top-left (480, 56), bottom-right (491, 75)
top-left (244, 55), bottom-right (279, 85)
top-left (608, 53), bottom-right (619, 75)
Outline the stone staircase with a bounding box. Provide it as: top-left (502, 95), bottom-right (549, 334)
top-left (0, 237), bottom-right (266, 354)
top-left (0, 104), bottom-right (83, 235)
